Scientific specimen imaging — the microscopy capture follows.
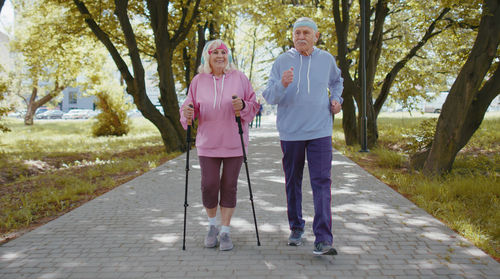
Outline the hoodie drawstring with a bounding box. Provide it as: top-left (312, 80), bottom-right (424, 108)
top-left (212, 74), bottom-right (225, 109)
top-left (296, 56), bottom-right (303, 95)
top-left (307, 56), bottom-right (311, 94)
top-left (296, 53), bottom-right (312, 94)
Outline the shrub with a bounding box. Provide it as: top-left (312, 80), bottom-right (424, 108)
top-left (404, 118), bottom-right (438, 154)
top-left (92, 92), bottom-right (130, 137)
top-left (371, 147), bottom-right (407, 169)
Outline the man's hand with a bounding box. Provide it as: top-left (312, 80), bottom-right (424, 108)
top-left (281, 67), bottom-right (294, 88)
top-left (331, 100), bottom-right (341, 114)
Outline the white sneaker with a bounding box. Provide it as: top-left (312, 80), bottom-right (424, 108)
top-left (219, 232), bottom-right (233, 251)
top-left (204, 225), bottom-right (219, 248)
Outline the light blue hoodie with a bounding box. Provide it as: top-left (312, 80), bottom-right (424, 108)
top-left (263, 47), bottom-right (344, 141)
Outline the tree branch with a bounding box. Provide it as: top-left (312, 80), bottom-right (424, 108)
top-left (364, 0), bottom-right (388, 95)
top-left (458, 61), bottom-right (500, 149)
top-left (333, 0), bottom-right (356, 90)
top-left (172, 0), bottom-right (202, 45)
top-left (72, 0), bottom-right (134, 83)
top-left (374, 7), bottom-right (451, 116)
top-left (444, 17), bottom-right (479, 30)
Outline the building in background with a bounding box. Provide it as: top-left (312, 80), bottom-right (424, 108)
top-left (0, 31), bottom-right (12, 70)
top-left (60, 87), bottom-right (95, 112)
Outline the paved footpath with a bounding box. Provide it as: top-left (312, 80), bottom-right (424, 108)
top-left (1, 116), bottom-right (499, 279)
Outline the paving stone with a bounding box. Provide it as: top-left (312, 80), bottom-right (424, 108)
top-left (0, 116), bottom-right (498, 278)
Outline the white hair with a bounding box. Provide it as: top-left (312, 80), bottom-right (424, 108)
top-left (198, 39), bottom-right (237, 74)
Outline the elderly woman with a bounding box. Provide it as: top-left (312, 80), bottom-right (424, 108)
top-left (179, 39), bottom-right (259, 251)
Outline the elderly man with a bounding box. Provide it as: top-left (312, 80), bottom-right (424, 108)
top-left (263, 17), bottom-right (343, 255)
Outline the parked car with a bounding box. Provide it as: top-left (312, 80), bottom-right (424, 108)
top-left (87, 110), bottom-right (99, 118)
top-left (36, 110), bottom-right (64, 119)
top-left (62, 109), bottom-right (95, 120)
top-left (35, 107), bottom-right (49, 115)
top-left (8, 110), bottom-right (26, 118)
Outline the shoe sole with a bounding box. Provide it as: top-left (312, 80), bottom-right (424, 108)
top-left (287, 241), bottom-right (303, 246)
top-left (205, 242), bottom-right (218, 248)
top-left (313, 248), bottom-right (338, 255)
top-left (219, 245), bottom-right (233, 251)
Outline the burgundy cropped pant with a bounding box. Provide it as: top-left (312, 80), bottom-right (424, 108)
top-left (198, 156), bottom-right (243, 209)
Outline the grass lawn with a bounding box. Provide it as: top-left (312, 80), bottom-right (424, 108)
top-left (332, 112), bottom-right (500, 261)
top-left (0, 117), bottom-right (179, 243)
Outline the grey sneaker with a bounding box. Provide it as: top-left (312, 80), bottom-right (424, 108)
top-left (288, 229), bottom-right (304, 246)
top-left (219, 232), bottom-right (233, 251)
top-left (204, 225), bottom-right (219, 248)
top-left (313, 242), bottom-right (338, 255)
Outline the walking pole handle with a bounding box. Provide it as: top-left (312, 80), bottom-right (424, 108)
top-left (187, 104), bottom-right (194, 125)
top-left (232, 95), bottom-right (241, 117)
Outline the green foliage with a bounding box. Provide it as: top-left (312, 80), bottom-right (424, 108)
top-left (0, 104), bottom-right (11, 133)
top-left (92, 92), bottom-right (130, 137)
top-left (404, 118), bottom-right (438, 154)
top-left (0, 66), bottom-right (13, 132)
top-left (371, 147), bottom-right (407, 169)
top-left (9, 0), bottom-right (113, 125)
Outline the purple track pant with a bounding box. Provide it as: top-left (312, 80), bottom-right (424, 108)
top-left (280, 136), bottom-right (333, 245)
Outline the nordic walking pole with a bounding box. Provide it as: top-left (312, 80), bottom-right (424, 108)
top-left (183, 104), bottom-right (193, 250)
top-left (232, 95), bottom-right (261, 246)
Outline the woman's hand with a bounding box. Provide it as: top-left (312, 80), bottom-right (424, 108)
top-left (183, 103), bottom-right (194, 123)
top-left (232, 97), bottom-right (244, 111)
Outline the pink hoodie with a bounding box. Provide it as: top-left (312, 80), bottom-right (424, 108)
top-left (179, 70), bottom-right (259, 157)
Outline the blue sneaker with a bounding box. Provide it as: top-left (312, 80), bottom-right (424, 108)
top-left (313, 242), bottom-right (338, 255)
top-left (288, 229), bottom-right (304, 246)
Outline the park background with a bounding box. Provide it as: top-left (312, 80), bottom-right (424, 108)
top-left (0, 0), bottom-right (498, 261)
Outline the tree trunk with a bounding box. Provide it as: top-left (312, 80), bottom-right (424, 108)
top-left (24, 87), bottom-right (38, 126)
top-left (359, 102), bottom-right (378, 147)
top-left (183, 47), bottom-right (191, 95)
top-left (457, 65), bottom-right (500, 150)
top-left (115, 1), bottom-right (183, 152)
top-left (24, 84), bottom-right (62, 125)
top-left (157, 47), bottom-right (187, 152)
top-left (341, 91), bottom-right (358, 145)
top-left (359, 0), bottom-right (387, 148)
top-left (248, 28), bottom-right (257, 82)
top-left (423, 0), bottom-right (500, 175)
top-left (334, 0), bottom-right (387, 147)
top-left (333, 0), bottom-right (358, 145)
top-left (74, 0), bottom-right (200, 153)
top-left (147, 0), bottom-right (201, 152)
top-left (196, 24), bottom-right (206, 72)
